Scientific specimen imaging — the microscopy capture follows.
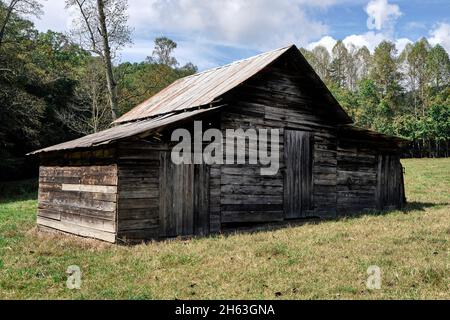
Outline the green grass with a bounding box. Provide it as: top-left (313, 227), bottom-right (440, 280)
top-left (0, 159), bottom-right (449, 299)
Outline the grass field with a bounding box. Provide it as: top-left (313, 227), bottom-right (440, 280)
top-left (0, 158), bottom-right (448, 299)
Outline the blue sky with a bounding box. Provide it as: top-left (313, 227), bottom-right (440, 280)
top-left (33, 0), bottom-right (450, 70)
top-left (317, 0), bottom-right (450, 40)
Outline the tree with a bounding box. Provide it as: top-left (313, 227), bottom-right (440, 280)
top-left (357, 78), bottom-right (380, 129)
top-left (178, 62), bottom-right (198, 75)
top-left (0, 0), bottom-right (42, 47)
top-left (427, 44), bottom-right (450, 89)
top-left (0, 10), bottom-right (202, 179)
top-left (400, 38), bottom-right (430, 117)
top-left (370, 41), bottom-right (402, 99)
top-left (426, 104), bottom-right (450, 157)
top-left (56, 57), bottom-right (111, 134)
top-left (118, 38), bottom-right (197, 115)
top-left (66, 0), bottom-right (132, 121)
top-left (329, 40), bottom-right (349, 88)
top-left (355, 46), bottom-right (371, 81)
top-left (0, 12), bottom-right (87, 179)
top-left (147, 37), bottom-right (178, 67)
top-left (311, 45), bottom-right (331, 82)
top-left (345, 43), bottom-right (359, 91)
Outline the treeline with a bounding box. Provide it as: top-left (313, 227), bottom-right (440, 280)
top-left (300, 39), bottom-right (450, 158)
top-left (0, 0), bottom-right (196, 180)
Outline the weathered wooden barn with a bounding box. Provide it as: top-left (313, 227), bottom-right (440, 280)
top-left (29, 45), bottom-right (407, 243)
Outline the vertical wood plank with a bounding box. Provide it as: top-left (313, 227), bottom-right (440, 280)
top-left (194, 164), bottom-right (210, 235)
top-left (159, 152), bottom-right (169, 236)
top-left (159, 154), bottom-right (210, 237)
top-left (183, 163), bottom-right (194, 235)
top-left (376, 154), bottom-right (404, 211)
top-left (284, 130), bottom-right (313, 219)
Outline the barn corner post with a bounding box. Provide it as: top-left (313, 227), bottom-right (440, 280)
top-left (115, 141), bottom-right (162, 243)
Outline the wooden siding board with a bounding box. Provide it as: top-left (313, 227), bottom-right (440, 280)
top-left (337, 140), bottom-right (378, 215)
top-left (218, 63), bottom-right (341, 224)
top-left (376, 154), bottom-right (405, 210)
top-left (116, 144), bottom-right (161, 240)
top-left (37, 216), bottom-right (116, 243)
top-left (284, 130), bottom-right (314, 219)
top-left (159, 152), bottom-right (211, 237)
top-left (194, 164), bottom-right (210, 235)
top-left (209, 164), bottom-right (221, 233)
top-left (37, 163), bottom-right (118, 242)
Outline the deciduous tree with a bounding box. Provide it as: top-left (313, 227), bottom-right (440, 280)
top-left (147, 36), bottom-right (178, 67)
top-left (66, 0), bottom-right (132, 120)
top-left (0, 0), bottom-right (42, 47)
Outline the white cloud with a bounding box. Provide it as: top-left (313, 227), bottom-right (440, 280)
top-left (307, 0), bottom-right (415, 56)
top-left (343, 32), bottom-right (386, 52)
top-left (127, 0), bottom-right (332, 50)
top-left (365, 0), bottom-right (402, 31)
top-left (31, 0), bottom-right (71, 32)
top-left (307, 36), bottom-right (337, 53)
top-left (33, 0), bottom-right (335, 69)
top-left (30, 0), bottom-right (450, 70)
top-left (125, 38), bottom-right (222, 70)
top-left (429, 22), bottom-right (450, 53)
top-left (308, 32), bottom-right (413, 56)
top-left (405, 21), bottom-right (427, 31)
top-left (395, 37), bottom-right (413, 53)
top-left (125, 0), bottom-right (338, 69)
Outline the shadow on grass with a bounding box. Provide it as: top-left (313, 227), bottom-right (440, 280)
top-left (120, 201), bottom-right (449, 244)
top-left (400, 201), bottom-right (447, 212)
top-left (219, 201), bottom-right (448, 238)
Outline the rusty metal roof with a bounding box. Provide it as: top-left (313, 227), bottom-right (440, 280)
top-left (339, 125), bottom-right (410, 145)
top-left (29, 44), bottom-right (358, 155)
top-left (114, 45), bottom-right (294, 124)
top-left (28, 107), bottom-right (221, 155)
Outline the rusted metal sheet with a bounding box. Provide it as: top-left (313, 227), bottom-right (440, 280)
top-left (29, 107), bottom-right (221, 155)
top-left (339, 125), bottom-right (409, 145)
top-left (114, 45), bottom-right (294, 124)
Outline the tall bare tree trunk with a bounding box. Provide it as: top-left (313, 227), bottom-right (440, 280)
top-left (0, 0), bottom-right (17, 48)
top-left (97, 0), bottom-right (118, 121)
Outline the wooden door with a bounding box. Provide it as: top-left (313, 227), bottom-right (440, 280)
top-left (376, 154), bottom-right (405, 210)
top-left (159, 152), bottom-right (210, 237)
top-left (284, 130), bottom-right (314, 219)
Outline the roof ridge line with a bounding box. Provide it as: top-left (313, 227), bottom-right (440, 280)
top-left (181, 44), bottom-right (295, 79)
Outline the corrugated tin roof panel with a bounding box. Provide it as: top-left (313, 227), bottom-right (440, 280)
top-left (339, 125), bottom-right (410, 145)
top-left (114, 45), bottom-right (294, 124)
top-left (29, 107), bottom-right (220, 155)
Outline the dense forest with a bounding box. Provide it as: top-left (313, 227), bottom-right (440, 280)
top-left (301, 40), bottom-right (450, 159)
top-left (0, 0), bottom-right (196, 180)
top-left (0, 0), bottom-right (449, 181)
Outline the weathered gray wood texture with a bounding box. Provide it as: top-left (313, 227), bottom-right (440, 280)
top-left (115, 141), bottom-right (161, 242)
top-left (376, 154), bottom-right (405, 210)
top-left (337, 137), bottom-right (405, 215)
top-left (159, 152), bottom-right (210, 237)
top-left (284, 130), bottom-right (314, 218)
top-left (37, 165), bottom-right (118, 242)
top-left (218, 58), bottom-right (340, 224)
top-left (117, 139), bottom-right (210, 241)
top-left (337, 140), bottom-right (378, 214)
